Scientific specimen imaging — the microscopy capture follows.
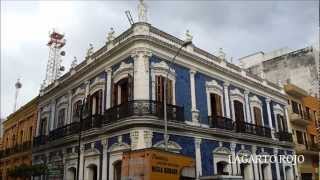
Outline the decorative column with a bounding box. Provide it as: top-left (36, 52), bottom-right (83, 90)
top-left (244, 89), bottom-right (251, 123)
top-left (195, 138), bottom-right (202, 179)
top-left (274, 149), bottom-right (281, 180)
top-left (266, 98), bottom-right (275, 139)
top-left (284, 105), bottom-right (292, 133)
top-left (131, 48), bottom-right (152, 100)
top-left (223, 82), bottom-right (231, 118)
top-left (68, 90), bottom-right (73, 124)
top-left (230, 142), bottom-right (237, 176)
top-left (79, 144), bottom-right (85, 180)
top-left (105, 68), bottom-right (112, 109)
top-left (292, 151), bottom-right (299, 180)
top-left (101, 138), bottom-right (108, 180)
top-left (85, 80), bottom-right (90, 97)
top-left (49, 100), bottom-right (56, 131)
top-left (190, 69), bottom-right (200, 123)
top-left (252, 145), bottom-right (259, 180)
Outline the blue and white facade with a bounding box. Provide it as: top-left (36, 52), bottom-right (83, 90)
top-left (32, 22), bottom-right (296, 180)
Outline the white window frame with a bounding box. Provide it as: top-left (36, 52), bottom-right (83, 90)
top-left (273, 104), bottom-right (285, 132)
top-left (206, 80), bottom-right (224, 117)
top-left (212, 146), bottom-right (232, 175)
top-left (250, 96), bottom-right (264, 126)
top-left (230, 88), bottom-right (246, 122)
top-left (150, 61), bottom-right (176, 105)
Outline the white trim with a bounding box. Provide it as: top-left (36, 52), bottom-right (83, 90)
top-left (153, 140), bottom-right (182, 153)
top-left (213, 146), bottom-right (232, 175)
top-left (113, 62), bottom-right (133, 83)
top-left (273, 104), bottom-right (285, 131)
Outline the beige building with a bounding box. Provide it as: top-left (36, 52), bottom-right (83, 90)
top-left (285, 84), bottom-right (319, 180)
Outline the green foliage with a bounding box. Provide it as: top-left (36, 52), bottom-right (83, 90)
top-left (7, 164), bottom-right (48, 177)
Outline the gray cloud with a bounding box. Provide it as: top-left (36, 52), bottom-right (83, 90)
top-left (1, 0), bottom-right (318, 118)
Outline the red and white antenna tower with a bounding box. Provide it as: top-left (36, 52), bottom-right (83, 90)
top-left (42, 29), bottom-right (66, 88)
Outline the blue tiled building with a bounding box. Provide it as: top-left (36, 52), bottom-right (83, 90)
top-left (32, 15), bottom-right (296, 180)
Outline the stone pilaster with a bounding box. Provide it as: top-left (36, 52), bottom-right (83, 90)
top-left (223, 82), bottom-right (231, 118)
top-left (78, 144), bottom-right (85, 180)
top-left (284, 105), bottom-right (292, 133)
top-left (131, 48), bottom-right (152, 100)
top-left (230, 142), bottom-right (237, 175)
top-left (252, 145), bottom-right (259, 180)
top-left (190, 69), bottom-right (199, 123)
top-left (274, 149), bottom-right (281, 180)
top-left (105, 68), bottom-right (112, 109)
top-left (49, 100), bottom-right (56, 131)
top-left (101, 138), bottom-right (108, 180)
top-left (266, 98), bottom-right (275, 139)
top-left (244, 89), bottom-right (251, 123)
top-left (195, 138), bottom-right (202, 179)
top-left (68, 90), bottom-right (73, 124)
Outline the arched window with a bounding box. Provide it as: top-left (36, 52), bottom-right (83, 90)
top-left (87, 164), bottom-right (97, 180)
top-left (113, 160), bottom-right (122, 180)
top-left (57, 108), bottom-right (66, 128)
top-left (234, 100), bottom-right (244, 122)
top-left (217, 161), bottom-right (229, 175)
top-left (253, 107), bottom-right (262, 126)
top-left (67, 167), bottom-right (76, 180)
top-left (89, 89), bottom-right (103, 115)
top-left (73, 100), bottom-right (82, 122)
top-left (39, 118), bottom-right (47, 135)
top-left (112, 76), bottom-right (133, 106)
top-left (155, 75), bottom-right (173, 104)
top-left (210, 93), bottom-right (222, 117)
top-left (276, 114), bottom-right (286, 132)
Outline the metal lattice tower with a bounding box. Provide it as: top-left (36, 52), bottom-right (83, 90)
top-left (42, 29), bottom-right (66, 88)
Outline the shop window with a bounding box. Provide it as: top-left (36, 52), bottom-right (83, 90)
top-left (216, 161), bottom-right (229, 175)
top-left (113, 160), bottom-right (122, 180)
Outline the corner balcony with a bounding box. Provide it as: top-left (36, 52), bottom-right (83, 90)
top-left (0, 141), bottom-right (32, 158)
top-left (289, 112), bottom-right (310, 126)
top-left (275, 131), bottom-right (293, 142)
top-left (104, 100), bottom-right (184, 124)
top-left (34, 100), bottom-right (184, 147)
top-left (235, 121), bottom-right (272, 138)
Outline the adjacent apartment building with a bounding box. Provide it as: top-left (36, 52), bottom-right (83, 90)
top-left (284, 84), bottom-right (320, 180)
top-left (32, 2), bottom-right (296, 180)
top-left (0, 97), bottom-right (39, 179)
top-left (239, 46), bottom-right (319, 98)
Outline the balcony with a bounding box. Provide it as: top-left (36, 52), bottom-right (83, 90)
top-left (208, 116), bottom-right (233, 130)
top-left (104, 100), bottom-right (184, 124)
top-left (275, 131), bottom-right (293, 142)
top-left (235, 121), bottom-right (272, 138)
top-left (290, 112), bottom-right (310, 126)
top-left (48, 122), bottom-right (80, 141)
top-left (0, 141), bottom-right (32, 158)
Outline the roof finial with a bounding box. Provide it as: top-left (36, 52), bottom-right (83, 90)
top-left (86, 43), bottom-right (94, 57)
top-left (138, 0), bottom-right (148, 22)
top-left (185, 30), bottom-right (193, 42)
top-left (71, 56), bottom-right (78, 69)
top-left (107, 27), bottom-right (115, 42)
top-left (218, 48), bottom-right (226, 60)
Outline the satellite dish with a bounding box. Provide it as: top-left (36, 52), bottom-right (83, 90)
top-left (60, 51), bottom-right (66, 56)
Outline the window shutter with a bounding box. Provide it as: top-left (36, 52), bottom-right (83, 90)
top-left (254, 107), bottom-right (262, 126)
top-left (167, 79), bottom-right (173, 104)
top-left (128, 74), bottom-right (133, 101)
top-left (98, 90), bottom-right (102, 114)
top-left (215, 94), bottom-right (222, 116)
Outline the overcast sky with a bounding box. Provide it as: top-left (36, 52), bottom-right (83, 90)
top-left (1, 0), bottom-right (319, 119)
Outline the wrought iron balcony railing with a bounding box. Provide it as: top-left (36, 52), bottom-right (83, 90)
top-left (48, 122), bottom-right (80, 141)
top-left (275, 131), bottom-right (293, 142)
top-left (208, 116), bottom-right (233, 130)
top-left (235, 121), bottom-right (272, 138)
top-left (0, 141), bottom-right (32, 159)
top-left (82, 114), bottom-right (103, 131)
top-left (104, 100), bottom-right (184, 124)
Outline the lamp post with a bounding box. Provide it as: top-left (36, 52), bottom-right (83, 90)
top-left (76, 97), bottom-right (88, 180)
top-left (164, 40), bottom-right (192, 151)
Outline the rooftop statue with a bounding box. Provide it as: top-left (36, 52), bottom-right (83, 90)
top-left (138, 0), bottom-right (148, 22)
top-left (107, 27), bottom-right (115, 42)
top-left (185, 30), bottom-right (193, 42)
top-left (87, 43), bottom-right (94, 57)
top-left (71, 56), bottom-right (78, 69)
